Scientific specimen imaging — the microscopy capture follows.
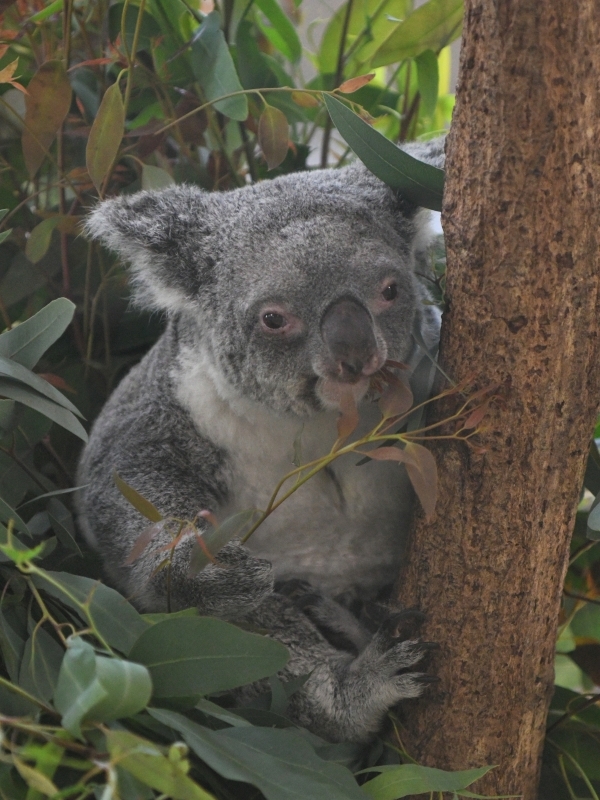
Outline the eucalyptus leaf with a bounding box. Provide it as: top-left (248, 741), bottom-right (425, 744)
top-left (0, 378), bottom-right (87, 442)
top-left (55, 636), bottom-right (152, 738)
top-left (129, 616), bottom-right (289, 697)
top-left (0, 298), bottom-right (75, 370)
top-left (415, 49), bottom-right (439, 118)
top-left (0, 606), bottom-right (25, 681)
top-left (150, 709), bottom-right (367, 800)
top-left (371, 0), bottom-right (463, 68)
top-left (106, 729), bottom-right (213, 800)
top-left (190, 12), bottom-right (248, 121)
top-left (31, 569), bottom-right (149, 655)
top-left (324, 95), bottom-right (444, 210)
top-left (0, 353), bottom-right (83, 417)
top-left (18, 625), bottom-right (64, 703)
top-left (255, 0), bottom-right (302, 62)
top-left (142, 164), bottom-right (176, 190)
top-left (361, 764), bottom-right (493, 799)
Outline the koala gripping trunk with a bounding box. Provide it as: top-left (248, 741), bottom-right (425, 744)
top-left (395, 2), bottom-right (600, 798)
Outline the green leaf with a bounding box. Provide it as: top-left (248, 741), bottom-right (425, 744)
top-left (258, 105), bottom-right (289, 170)
top-left (415, 49), bottom-right (439, 118)
top-left (0, 495), bottom-right (29, 533)
top-left (47, 497), bottom-right (82, 555)
top-left (25, 218), bottom-right (60, 264)
top-left (86, 82), bottom-right (125, 192)
top-left (54, 636), bottom-right (152, 738)
top-left (22, 60), bottom-right (72, 178)
top-left (371, 0), bottom-right (463, 68)
top-left (361, 764), bottom-right (493, 800)
top-left (129, 616), bottom-right (289, 697)
top-left (31, 569), bottom-right (149, 655)
top-left (0, 353), bottom-right (83, 417)
top-left (0, 378), bottom-right (87, 442)
top-left (571, 602), bottom-right (600, 642)
top-left (190, 12), bottom-right (248, 121)
top-left (18, 625), bottom-right (64, 703)
top-left (106, 730), bottom-right (214, 800)
top-left (150, 709), bottom-right (367, 800)
top-left (142, 164), bottom-right (176, 190)
top-left (323, 95), bottom-right (444, 210)
top-left (12, 757), bottom-right (58, 798)
top-left (0, 229), bottom-right (12, 244)
top-left (113, 470), bottom-right (163, 522)
top-left (255, 0), bottom-right (302, 62)
top-left (0, 298), bottom-right (75, 370)
top-left (0, 399), bottom-right (16, 436)
top-left (0, 606), bottom-right (25, 681)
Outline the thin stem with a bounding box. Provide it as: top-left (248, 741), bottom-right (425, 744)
top-left (320, 0), bottom-right (355, 168)
top-left (563, 588), bottom-right (600, 608)
top-left (547, 693), bottom-right (600, 733)
top-left (122, 0), bottom-right (147, 117)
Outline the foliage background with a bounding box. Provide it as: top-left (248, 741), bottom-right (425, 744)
top-left (0, 0), bottom-right (598, 798)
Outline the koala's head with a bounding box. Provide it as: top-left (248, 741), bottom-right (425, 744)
top-left (86, 139), bottom-right (444, 417)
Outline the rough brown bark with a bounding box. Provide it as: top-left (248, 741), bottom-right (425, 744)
top-left (396, 2), bottom-right (600, 797)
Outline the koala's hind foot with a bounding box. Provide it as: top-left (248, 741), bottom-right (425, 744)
top-left (248, 593), bottom-right (437, 744)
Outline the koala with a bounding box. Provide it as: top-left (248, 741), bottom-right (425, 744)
top-left (77, 137), bottom-right (444, 744)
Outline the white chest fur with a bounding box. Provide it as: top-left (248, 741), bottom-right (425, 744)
top-left (173, 347), bottom-right (413, 599)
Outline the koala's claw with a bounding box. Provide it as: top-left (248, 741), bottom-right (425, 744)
top-left (382, 608), bottom-right (426, 638)
top-left (416, 673), bottom-right (440, 684)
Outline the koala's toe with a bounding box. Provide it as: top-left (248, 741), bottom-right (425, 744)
top-left (393, 672), bottom-right (432, 700)
top-left (378, 638), bottom-right (435, 675)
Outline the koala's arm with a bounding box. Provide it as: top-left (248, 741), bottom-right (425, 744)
top-left (77, 332), bottom-right (273, 615)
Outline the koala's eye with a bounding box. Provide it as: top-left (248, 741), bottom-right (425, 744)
top-left (382, 282), bottom-right (398, 302)
top-left (262, 312), bottom-right (287, 330)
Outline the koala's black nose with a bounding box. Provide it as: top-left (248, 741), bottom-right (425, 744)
top-left (321, 298), bottom-right (380, 382)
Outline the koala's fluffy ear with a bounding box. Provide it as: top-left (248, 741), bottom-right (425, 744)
top-left (85, 186), bottom-right (219, 312)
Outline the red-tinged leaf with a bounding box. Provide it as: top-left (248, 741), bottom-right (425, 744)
top-left (364, 446), bottom-right (416, 465)
top-left (258, 105), bottom-right (289, 170)
top-left (405, 441), bottom-right (438, 519)
top-left (194, 533), bottom-right (218, 565)
top-left (67, 58), bottom-right (114, 71)
top-left (86, 82), bottom-right (125, 192)
top-left (291, 90), bottom-right (320, 108)
top-left (337, 73), bottom-right (376, 93)
top-left (198, 509), bottom-right (218, 528)
top-left (0, 57), bottom-right (18, 83)
top-left (379, 379), bottom-right (413, 419)
top-left (22, 60), bottom-right (72, 178)
top-left (384, 359), bottom-right (409, 371)
top-left (463, 401), bottom-right (490, 430)
top-left (337, 388), bottom-right (359, 442)
top-left (125, 521), bottom-right (166, 565)
top-left (37, 373), bottom-right (76, 394)
top-left (113, 470), bottom-right (163, 522)
top-left (0, 45), bottom-right (8, 60)
top-left (157, 526), bottom-right (194, 554)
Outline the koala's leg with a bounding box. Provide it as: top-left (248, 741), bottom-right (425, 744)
top-left (247, 594), bottom-right (435, 744)
top-left (275, 579), bottom-right (374, 653)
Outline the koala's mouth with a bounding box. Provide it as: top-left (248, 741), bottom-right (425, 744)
top-left (314, 375), bottom-right (372, 411)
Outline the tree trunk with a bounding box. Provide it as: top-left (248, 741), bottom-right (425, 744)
top-left (396, 2), bottom-right (600, 797)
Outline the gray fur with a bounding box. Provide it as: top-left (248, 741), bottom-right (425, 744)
top-left (77, 138), bottom-right (444, 744)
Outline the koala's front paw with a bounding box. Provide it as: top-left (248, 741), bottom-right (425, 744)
top-left (196, 542), bottom-right (274, 618)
